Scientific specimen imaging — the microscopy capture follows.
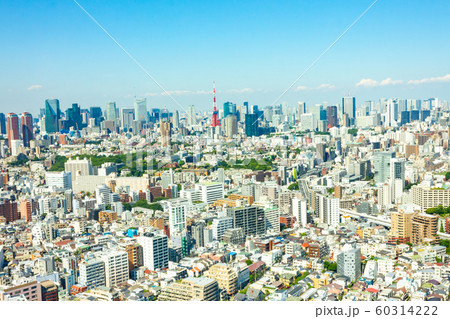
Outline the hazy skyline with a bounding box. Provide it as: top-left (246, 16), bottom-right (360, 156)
top-left (1, 0), bottom-right (450, 114)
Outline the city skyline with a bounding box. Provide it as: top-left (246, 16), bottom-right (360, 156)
top-left (1, 0), bottom-right (450, 113)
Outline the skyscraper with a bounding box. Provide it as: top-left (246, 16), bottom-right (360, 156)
top-left (0, 113), bottom-right (6, 134)
top-left (134, 98), bottom-right (147, 123)
top-left (223, 101), bottom-right (236, 119)
top-left (172, 110), bottom-right (179, 129)
top-left (137, 232), bottom-right (169, 271)
top-left (20, 112), bottom-right (33, 147)
top-left (120, 108), bottom-right (135, 132)
top-left (245, 113), bottom-right (258, 137)
top-left (160, 121), bottom-right (171, 146)
top-left (342, 96), bottom-right (356, 119)
top-left (106, 102), bottom-right (117, 124)
top-left (187, 105), bottom-right (196, 126)
top-left (44, 99), bottom-right (60, 133)
top-left (224, 114), bottom-right (237, 138)
top-left (66, 104), bottom-right (82, 130)
top-left (6, 113), bottom-right (19, 148)
top-left (326, 105), bottom-right (338, 128)
top-left (89, 107), bottom-right (103, 126)
top-left (374, 151), bottom-right (395, 184)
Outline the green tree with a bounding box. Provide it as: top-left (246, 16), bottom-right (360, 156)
top-left (288, 182), bottom-right (299, 190)
top-left (245, 259), bottom-right (253, 266)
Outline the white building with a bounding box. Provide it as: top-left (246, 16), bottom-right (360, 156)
top-left (45, 171), bottom-right (72, 191)
top-left (318, 194), bottom-right (340, 226)
top-left (167, 198), bottom-right (188, 236)
top-left (96, 184), bottom-right (112, 206)
top-left (137, 232), bottom-right (169, 271)
top-left (100, 250), bottom-right (129, 288)
top-left (212, 217), bottom-right (233, 241)
top-left (292, 198), bottom-right (308, 226)
top-left (195, 182), bottom-right (224, 204)
top-left (337, 242), bottom-right (361, 282)
top-left (64, 157), bottom-right (94, 180)
top-left (79, 258), bottom-right (106, 289)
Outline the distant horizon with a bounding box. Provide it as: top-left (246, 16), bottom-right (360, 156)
top-left (1, 0), bottom-right (450, 114)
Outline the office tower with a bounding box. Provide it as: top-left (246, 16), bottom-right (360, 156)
top-left (224, 114), bottom-right (237, 138)
top-left (227, 206), bottom-right (265, 236)
top-left (161, 169), bottom-right (174, 189)
top-left (342, 96), bottom-right (356, 119)
top-left (172, 110), bottom-right (179, 129)
top-left (64, 157), bottom-right (94, 180)
top-left (195, 182), bottom-right (224, 204)
top-left (385, 99), bottom-right (399, 127)
top-left (89, 107), bottom-right (103, 125)
top-left (0, 199), bottom-right (19, 223)
top-left (316, 143), bottom-right (327, 162)
top-left (292, 198), bottom-right (308, 226)
top-left (337, 242), bottom-right (361, 282)
top-left (243, 101), bottom-right (249, 114)
top-left (326, 105), bottom-right (338, 128)
top-left (105, 102), bottom-right (117, 124)
top-left (297, 102), bottom-right (306, 117)
top-left (159, 277), bottom-right (219, 301)
top-left (137, 232), bottom-right (169, 271)
top-left (279, 165), bottom-right (287, 185)
top-left (100, 250), bottom-right (129, 287)
top-left (212, 217), bottom-right (234, 241)
top-left (251, 104), bottom-right (259, 115)
top-left (400, 111), bottom-right (410, 126)
top-left (66, 104), bottom-right (82, 130)
top-left (412, 213), bottom-right (438, 245)
top-left (0, 113), bottom-right (6, 134)
top-left (134, 98), bottom-right (147, 123)
top-left (187, 105), bottom-right (196, 126)
top-left (160, 121), bottom-right (171, 146)
top-left (79, 258), bottom-right (106, 289)
top-left (223, 101), bottom-right (236, 119)
top-left (167, 198), bottom-right (188, 235)
top-left (318, 194), bottom-right (340, 226)
top-left (120, 108), bottom-right (135, 132)
top-left (43, 99), bottom-right (60, 133)
top-left (390, 158), bottom-right (406, 182)
top-left (245, 113), bottom-right (258, 137)
top-left (64, 189), bottom-right (73, 212)
top-left (20, 112), bottom-right (33, 147)
top-left (390, 210), bottom-right (415, 244)
top-left (300, 113), bottom-right (316, 131)
top-left (373, 151), bottom-right (395, 184)
top-left (6, 113), bottom-right (20, 148)
top-left (45, 171), bottom-right (72, 191)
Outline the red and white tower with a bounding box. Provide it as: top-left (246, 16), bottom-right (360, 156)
top-left (211, 82), bottom-right (221, 127)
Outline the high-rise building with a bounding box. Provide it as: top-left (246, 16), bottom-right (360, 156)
top-left (374, 151), bottom-right (395, 184)
top-left (20, 199), bottom-right (33, 222)
top-left (79, 258), bottom-right (106, 289)
top-left (89, 107), bottom-right (103, 126)
top-left (412, 213), bottom-right (439, 245)
top-left (167, 198), bottom-right (188, 236)
top-left (20, 112), bottom-right (33, 147)
top-left (297, 102), bottom-right (306, 117)
top-left (224, 115), bottom-right (237, 138)
top-left (0, 199), bottom-right (19, 223)
top-left (205, 263), bottom-right (238, 295)
top-left (194, 182), bottom-right (224, 204)
top-left (212, 217), bottom-right (233, 241)
top-left (66, 104), bottom-right (82, 130)
top-left (390, 209), bottom-right (415, 244)
top-left (0, 113), bottom-right (6, 135)
top-left (64, 157), bottom-right (94, 180)
top-left (337, 242), bottom-right (361, 282)
top-left (137, 232), bottom-right (169, 271)
top-left (223, 101), bottom-right (236, 119)
top-left (318, 194), bottom-right (340, 226)
top-left (65, 189), bottom-right (73, 213)
top-left (187, 105), bottom-right (196, 126)
top-left (227, 206), bottom-right (265, 236)
top-left (292, 197), bottom-right (308, 226)
top-left (172, 110), bottom-right (179, 129)
top-left (342, 96), bottom-right (356, 119)
top-left (44, 99), bottom-right (60, 133)
top-left (6, 113), bottom-right (19, 149)
top-left (326, 105), bottom-right (338, 128)
top-left (100, 250), bottom-right (129, 287)
top-left (160, 121), bottom-right (171, 146)
top-left (245, 113), bottom-right (258, 137)
top-left (105, 102), bottom-right (117, 124)
top-left (120, 108), bottom-right (135, 132)
top-left (134, 98), bottom-right (147, 123)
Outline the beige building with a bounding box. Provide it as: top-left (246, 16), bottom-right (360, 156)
top-left (411, 185), bottom-right (450, 212)
top-left (390, 210), bottom-right (416, 244)
top-left (160, 121), bottom-right (171, 146)
top-left (412, 213), bottom-right (439, 245)
top-left (158, 277), bottom-right (219, 301)
top-left (204, 263), bottom-right (238, 295)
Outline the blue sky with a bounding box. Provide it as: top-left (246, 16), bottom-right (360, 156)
top-left (1, 0), bottom-right (450, 115)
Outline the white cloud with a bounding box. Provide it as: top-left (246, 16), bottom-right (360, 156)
top-left (379, 78), bottom-right (403, 86)
top-left (27, 84), bottom-right (42, 90)
top-left (408, 74), bottom-right (450, 85)
top-left (295, 84), bottom-right (335, 91)
top-left (356, 77), bottom-right (402, 87)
